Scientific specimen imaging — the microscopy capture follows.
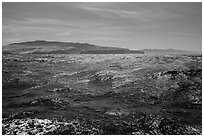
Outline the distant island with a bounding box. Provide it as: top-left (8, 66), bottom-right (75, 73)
top-left (2, 40), bottom-right (201, 55)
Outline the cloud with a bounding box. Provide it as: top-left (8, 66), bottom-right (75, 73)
top-left (167, 31), bottom-right (191, 35)
top-left (78, 5), bottom-right (146, 19)
top-left (55, 32), bottom-right (71, 36)
top-left (80, 7), bottom-right (119, 15)
top-left (3, 24), bottom-right (59, 35)
top-left (24, 18), bottom-right (65, 25)
top-left (91, 37), bottom-right (130, 41)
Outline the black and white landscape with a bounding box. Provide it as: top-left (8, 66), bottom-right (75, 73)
top-left (2, 2), bottom-right (202, 135)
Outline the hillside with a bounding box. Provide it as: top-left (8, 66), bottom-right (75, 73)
top-left (80, 49), bottom-right (144, 54)
top-left (3, 41), bottom-right (200, 55)
top-left (2, 40), bottom-right (144, 54)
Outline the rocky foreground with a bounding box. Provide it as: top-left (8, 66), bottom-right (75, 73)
top-left (2, 114), bottom-right (201, 135)
top-left (2, 54), bottom-right (202, 135)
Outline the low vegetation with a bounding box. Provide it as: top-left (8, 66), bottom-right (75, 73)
top-left (2, 53), bottom-right (202, 135)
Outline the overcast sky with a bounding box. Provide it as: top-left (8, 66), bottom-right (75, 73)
top-left (2, 2), bottom-right (202, 51)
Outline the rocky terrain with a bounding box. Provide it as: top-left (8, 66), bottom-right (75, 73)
top-left (2, 52), bottom-right (202, 135)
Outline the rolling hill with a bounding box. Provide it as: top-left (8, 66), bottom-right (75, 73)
top-left (2, 40), bottom-right (144, 54)
top-left (3, 40), bottom-right (200, 55)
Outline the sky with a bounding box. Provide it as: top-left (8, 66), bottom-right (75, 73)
top-left (2, 2), bottom-right (202, 51)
